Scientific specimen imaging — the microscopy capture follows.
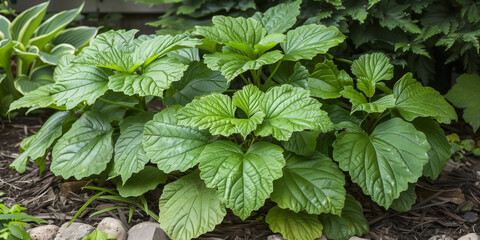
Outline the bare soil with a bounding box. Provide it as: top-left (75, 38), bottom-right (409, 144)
top-left (1, 115), bottom-right (479, 240)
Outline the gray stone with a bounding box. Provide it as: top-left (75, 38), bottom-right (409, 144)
top-left (349, 237), bottom-right (369, 240)
top-left (127, 222), bottom-right (169, 240)
top-left (54, 222), bottom-right (94, 240)
top-left (267, 235), bottom-right (284, 240)
top-left (28, 225), bottom-right (59, 240)
top-left (458, 234), bottom-right (479, 240)
top-left (97, 217), bottom-right (127, 240)
top-left (428, 235), bottom-right (454, 240)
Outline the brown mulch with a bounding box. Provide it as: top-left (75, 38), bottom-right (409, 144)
top-left (1, 115), bottom-right (479, 240)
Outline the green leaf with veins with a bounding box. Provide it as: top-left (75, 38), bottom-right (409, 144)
top-left (412, 118), bottom-right (451, 180)
top-left (281, 130), bottom-right (319, 156)
top-left (198, 141), bottom-right (284, 220)
top-left (203, 50), bottom-right (283, 82)
top-left (159, 171), bottom-right (226, 240)
top-left (108, 57), bottom-right (187, 97)
top-left (51, 111), bottom-right (113, 180)
top-left (178, 85), bottom-right (265, 138)
top-left (53, 62), bottom-right (113, 110)
top-left (333, 118), bottom-right (430, 208)
top-left (251, 0), bottom-right (301, 34)
top-left (76, 29), bottom-right (138, 72)
top-left (83, 229), bottom-right (115, 240)
top-left (281, 24), bottom-right (345, 61)
top-left (163, 61), bottom-right (228, 106)
top-left (340, 86), bottom-right (395, 114)
top-left (10, 111), bottom-right (73, 173)
top-left (115, 166), bottom-right (166, 197)
top-left (92, 91), bottom-right (139, 122)
top-left (255, 85), bottom-right (333, 141)
top-left (132, 33), bottom-right (201, 69)
top-left (266, 206), bottom-right (323, 240)
top-left (351, 53), bottom-right (394, 98)
top-left (268, 62), bottom-right (309, 89)
top-left (8, 84), bottom-right (58, 112)
top-left (112, 112), bottom-right (154, 184)
top-left (308, 60), bottom-right (353, 99)
top-left (319, 194), bottom-right (369, 240)
top-left (271, 152), bottom-right (346, 215)
top-left (445, 74), bottom-right (480, 131)
top-left (390, 183), bottom-right (416, 212)
top-left (394, 73), bottom-right (456, 124)
top-left (143, 106), bottom-right (214, 173)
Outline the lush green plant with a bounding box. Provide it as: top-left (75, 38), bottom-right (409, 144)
top-left (0, 203), bottom-right (46, 240)
top-left (446, 74), bottom-right (480, 132)
top-left (0, 1), bottom-right (98, 117)
top-left (9, 2), bottom-right (457, 239)
top-left (83, 230), bottom-right (115, 240)
top-left (136, 0), bottom-right (479, 87)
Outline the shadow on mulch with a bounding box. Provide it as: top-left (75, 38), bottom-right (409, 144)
top-left (1, 115), bottom-right (479, 240)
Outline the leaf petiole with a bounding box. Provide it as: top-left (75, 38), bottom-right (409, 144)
top-left (266, 60), bottom-right (283, 84)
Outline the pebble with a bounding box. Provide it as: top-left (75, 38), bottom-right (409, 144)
top-left (458, 233), bottom-right (479, 240)
top-left (428, 235), bottom-right (454, 240)
top-left (28, 225), bottom-right (59, 240)
top-left (349, 237), bottom-right (369, 240)
top-left (97, 217), bottom-right (128, 240)
top-left (267, 235), bottom-right (284, 240)
top-left (127, 221), bottom-right (169, 240)
top-left (54, 222), bottom-right (94, 240)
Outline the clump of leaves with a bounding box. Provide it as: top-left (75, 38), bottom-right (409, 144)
top-left (9, 2), bottom-right (457, 240)
top-left (446, 73), bottom-right (480, 132)
top-left (0, 203), bottom-right (47, 240)
top-left (0, 1), bottom-right (98, 117)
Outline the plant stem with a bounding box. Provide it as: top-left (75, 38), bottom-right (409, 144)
top-left (98, 97), bottom-right (144, 111)
top-left (240, 74), bottom-right (250, 85)
top-left (371, 109), bottom-right (392, 130)
top-left (336, 101), bottom-right (351, 110)
top-left (135, 95), bottom-right (148, 110)
top-left (5, 65), bottom-right (20, 99)
top-left (266, 60), bottom-right (283, 84)
top-left (334, 57), bottom-right (353, 65)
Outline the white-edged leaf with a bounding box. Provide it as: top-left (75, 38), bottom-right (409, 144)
top-left (51, 26), bottom-right (98, 49)
top-left (9, 2), bottom-right (48, 45)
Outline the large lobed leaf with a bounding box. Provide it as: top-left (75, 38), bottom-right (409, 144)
top-left (9, 111), bottom-right (73, 173)
top-left (198, 141), bottom-right (285, 220)
top-left (308, 60), bottom-right (353, 99)
top-left (143, 106), bottom-right (214, 173)
top-left (281, 24), bottom-right (345, 61)
top-left (319, 194), bottom-right (369, 240)
top-left (394, 73), bottom-right (456, 124)
top-left (159, 171), bottom-right (226, 240)
top-left (351, 53), bottom-right (394, 98)
top-left (271, 152), bottom-right (346, 215)
top-left (266, 206), bottom-right (323, 240)
top-left (51, 111), bottom-right (113, 179)
top-left (255, 85), bottom-right (333, 141)
top-left (251, 0), bottom-right (301, 34)
top-left (333, 118), bottom-right (430, 208)
top-left (445, 74), bottom-right (480, 131)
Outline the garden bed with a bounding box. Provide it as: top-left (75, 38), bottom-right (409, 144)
top-left (1, 116), bottom-right (478, 240)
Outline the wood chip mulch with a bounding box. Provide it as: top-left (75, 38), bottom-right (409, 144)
top-left (1, 115), bottom-right (479, 240)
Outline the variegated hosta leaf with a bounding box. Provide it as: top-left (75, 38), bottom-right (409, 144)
top-left (107, 57), bottom-right (187, 97)
top-left (198, 141), bottom-right (285, 220)
top-left (143, 106), bottom-right (214, 173)
top-left (271, 152), bottom-right (346, 215)
top-left (266, 206), bottom-right (323, 240)
top-left (351, 53), bottom-right (394, 98)
top-left (255, 85), bottom-right (333, 141)
top-left (333, 118), bottom-right (430, 208)
top-left (394, 73), bottom-right (457, 124)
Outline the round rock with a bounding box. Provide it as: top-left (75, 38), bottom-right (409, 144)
top-left (54, 222), bottom-right (94, 240)
top-left (29, 225), bottom-right (59, 240)
top-left (97, 217), bottom-right (127, 240)
top-left (127, 222), bottom-right (169, 240)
